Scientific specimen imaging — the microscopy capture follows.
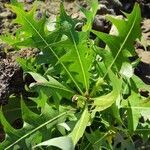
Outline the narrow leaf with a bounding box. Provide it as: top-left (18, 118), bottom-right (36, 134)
top-left (81, 0), bottom-right (99, 31)
top-left (33, 136), bottom-right (74, 150)
top-left (69, 106), bottom-right (90, 145)
top-left (29, 72), bottom-right (74, 99)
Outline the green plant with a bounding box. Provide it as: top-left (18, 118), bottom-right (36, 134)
top-left (0, 0), bottom-right (150, 149)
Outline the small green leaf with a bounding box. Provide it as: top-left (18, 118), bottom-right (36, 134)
top-left (30, 90), bottom-right (48, 109)
top-left (127, 91), bottom-right (141, 132)
top-left (127, 94), bottom-right (150, 131)
top-left (92, 71), bottom-right (122, 112)
top-left (140, 97), bottom-right (150, 121)
top-left (120, 62), bottom-right (133, 78)
top-left (81, 0), bottom-right (99, 31)
top-left (17, 57), bottom-right (37, 72)
top-left (122, 79), bottom-right (150, 132)
top-left (2, 97), bottom-right (22, 124)
top-left (132, 75), bottom-right (150, 91)
top-left (85, 130), bottom-right (107, 150)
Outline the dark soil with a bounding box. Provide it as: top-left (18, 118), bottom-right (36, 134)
top-left (0, 58), bottom-right (23, 105)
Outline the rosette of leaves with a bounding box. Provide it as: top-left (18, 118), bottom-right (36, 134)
top-left (0, 0), bottom-right (149, 149)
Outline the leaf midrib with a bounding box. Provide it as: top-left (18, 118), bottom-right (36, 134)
top-left (61, 8), bottom-right (89, 94)
top-left (5, 111), bottom-right (69, 150)
top-left (34, 82), bottom-right (74, 94)
top-left (70, 107), bottom-right (89, 145)
top-left (74, 109), bottom-right (86, 144)
top-left (102, 10), bottom-right (138, 79)
top-left (20, 8), bottom-right (83, 95)
top-left (70, 31), bottom-right (89, 93)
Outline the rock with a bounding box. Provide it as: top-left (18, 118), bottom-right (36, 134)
top-left (134, 61), bottom-right (150, 84)
top-left (136, 49), bottom-right (150, 64)
top-left (17, 0), bottom-right (25, 2)
top-left (120, 0), bottom-right (150, 18)
top-left (140, 0), bottom-right (150, 18)
top-left (93, 15), bottom-right (111, 33)
top-left (0, 12), bottom-right (9, 18)
top-left (134, 18), bottom-right (150, 84)
top-left (26, 0), bottom-right (33, 3)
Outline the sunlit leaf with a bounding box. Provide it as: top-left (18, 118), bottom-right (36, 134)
top-left (33, 136), bottom-right (74, 150)
top-left (29, 72), bottom-right (75, 99)
top-left (92, 71), bottom-right (122, 112)
top-left (92, 4), bottom-right (141, 74)
top-left (81, 0), bottom-right (99, 31)
top-left (69, 106), bottom-right (90, 145)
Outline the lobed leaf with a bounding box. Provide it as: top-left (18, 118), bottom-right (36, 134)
top-left (81, 0), bottom-right (99, 31)
top-left (0, 100), bottom-right (70, 149)
top-left (59, 4), bottom-right (94, 93)
top-left (0, 0), bottom-right (85, 94)
top-left (29, 72), bottom-right (75, 99)
top-left (122, 79), bottom-right (150, 132)
top-left (92, 4), bottom-right (141, 75)
top-left (0, 1), bottom-right (96, 95)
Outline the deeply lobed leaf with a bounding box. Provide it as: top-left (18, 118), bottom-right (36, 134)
top-left (0, 100), bottom-right (71, 149)
top-left (92, 3), bottom-right (141, 75)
